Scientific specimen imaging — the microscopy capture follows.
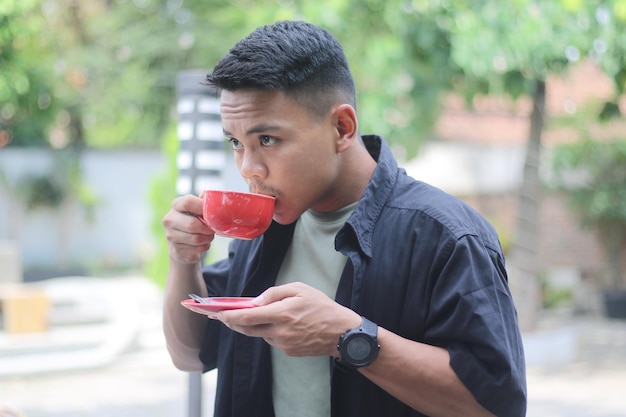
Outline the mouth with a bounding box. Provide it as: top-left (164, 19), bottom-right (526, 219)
top-left (249, 184), bottom-right (278, 199)
top-left (251, 190), bottom-right (275, 200)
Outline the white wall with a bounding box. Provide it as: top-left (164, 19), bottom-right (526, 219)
top-left (0, 149), bottom-right (166, 272)
top-left (401, 141), bottom-right (526, 195)
top-left (0, 147), bottom-right (245, 276)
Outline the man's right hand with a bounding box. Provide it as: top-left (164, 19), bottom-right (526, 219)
top-left (163, 194), bottom-right (215, 264)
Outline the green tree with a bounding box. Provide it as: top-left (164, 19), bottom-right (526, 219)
top-left (434, 0), bottom-right (626, 328)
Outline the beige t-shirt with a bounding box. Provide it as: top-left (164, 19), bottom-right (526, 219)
top-left (271, 203), bottom-right (356, 417)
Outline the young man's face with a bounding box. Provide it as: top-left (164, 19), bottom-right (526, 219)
top-left (220, 89), bottom-right (344, 225)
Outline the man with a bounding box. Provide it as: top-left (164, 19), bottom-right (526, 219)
top-left (163, 20), bottom-right (526, 417)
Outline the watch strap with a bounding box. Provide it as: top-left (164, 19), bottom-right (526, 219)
top-left (359, 316), bottom-right (378, 336)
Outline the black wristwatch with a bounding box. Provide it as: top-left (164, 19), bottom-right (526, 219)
top-left (336, 317), bottom-right (380, 370)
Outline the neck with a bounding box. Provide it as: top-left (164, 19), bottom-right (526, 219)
top-left (314, 140), bottom-right (376, 213)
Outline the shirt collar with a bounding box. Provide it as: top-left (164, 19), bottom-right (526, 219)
top-left (338, 135), bottom-right (398, 258)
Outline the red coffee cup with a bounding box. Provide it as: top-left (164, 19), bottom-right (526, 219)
top-left (200, 190), bottom-right (275, 239)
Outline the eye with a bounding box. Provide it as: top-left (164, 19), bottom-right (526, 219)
top-left (228, 137), bottom-right (243, 150)
top-left (260, 135), bottom-right (278, 147)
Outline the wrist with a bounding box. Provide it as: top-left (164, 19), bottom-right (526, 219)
top-left (169, 250), bottom-right (205, 266)
top-left (167, 259), bottom-right (204, 288)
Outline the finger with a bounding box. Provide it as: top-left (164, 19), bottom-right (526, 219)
top-left (165, 218), bottom-right (214, 247)
top-left (219, 315), bottom-right (273, 338)
top-left (253, 282), bottom-right (306, 306)
top-left (164, 215), bottom-right (214, 264)
top-left (219, 294), bottom-right (307, 334)
top-left (164, 201), bottom-right (215, 238)
top-left (217, 304), bottom-right (276, 327)
top-left (172, 194), bottom-right (204, 217)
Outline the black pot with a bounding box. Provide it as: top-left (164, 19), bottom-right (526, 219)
top-left (603, 290), bottom-right (626, 319)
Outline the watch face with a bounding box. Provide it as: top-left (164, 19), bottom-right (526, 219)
top-left (337, 318), bottom-right (380, 369)
top-left (347, 335), bottom-right (372, 361)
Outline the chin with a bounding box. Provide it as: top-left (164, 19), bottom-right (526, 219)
top-left (271, 215), bottom-right (289, 226)
top-left (271, 210), bottom-right (298, 226)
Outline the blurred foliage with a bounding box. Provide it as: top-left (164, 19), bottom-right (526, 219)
top-left (551, 138), bottom-right (626, 227)
top-left (445, 1), bottom-right (626, 110)
top-left (144, 124), bottom-right (179, 288)
top-left (539, 273), bottom-right (574, 310)
top-left (552, 138), bottom-right (626, 225)
top-left (0, 0), bottom-right (57, 146)
top-left (16, 174), bottom-right (66, 209)
top-left (2, 0), bottom-right (626, 157)
top-left (551, 138), bottom-right (626, 288)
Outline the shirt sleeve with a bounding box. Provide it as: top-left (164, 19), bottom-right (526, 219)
top-left (425, 234), bottom-right (527, 417)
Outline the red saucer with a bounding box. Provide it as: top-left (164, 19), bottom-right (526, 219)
top-left (181, 297), bottom-right (256, 319)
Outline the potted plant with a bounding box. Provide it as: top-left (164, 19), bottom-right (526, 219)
top-left (551, 137), bottom-right (626, 319)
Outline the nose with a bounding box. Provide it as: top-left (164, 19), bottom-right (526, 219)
top-left (237, 148), bottom-right (268, 181)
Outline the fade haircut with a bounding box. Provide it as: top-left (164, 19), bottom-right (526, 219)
top-left (206, 20), bottom-right (356, 119)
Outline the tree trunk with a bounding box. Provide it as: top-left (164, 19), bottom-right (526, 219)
top-left (508, 78), bottom-right (546, 331)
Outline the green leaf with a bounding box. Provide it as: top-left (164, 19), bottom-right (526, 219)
top-left (598, 101), bottom-right (621, 121)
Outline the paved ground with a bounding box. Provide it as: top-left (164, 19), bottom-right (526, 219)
top-left (1, 277), bottom-right (625, 417)
top-left (525, 316), bottom-right (626, 417)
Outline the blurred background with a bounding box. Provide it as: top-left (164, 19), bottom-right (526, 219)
top-left (1, 0), bottom-right (625, 416)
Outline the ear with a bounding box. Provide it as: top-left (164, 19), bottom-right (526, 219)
top-left (333, 104), bottom-right (358, 154)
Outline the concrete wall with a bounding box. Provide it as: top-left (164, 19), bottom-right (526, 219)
top-left (0, 149), bottom-right (167, 274)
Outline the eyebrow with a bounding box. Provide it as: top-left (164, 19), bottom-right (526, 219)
top-left (223, 124), bottom-right (283, 137)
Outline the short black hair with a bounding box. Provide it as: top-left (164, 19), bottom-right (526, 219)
top-left (206, 20), bottom-right (356, 119)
